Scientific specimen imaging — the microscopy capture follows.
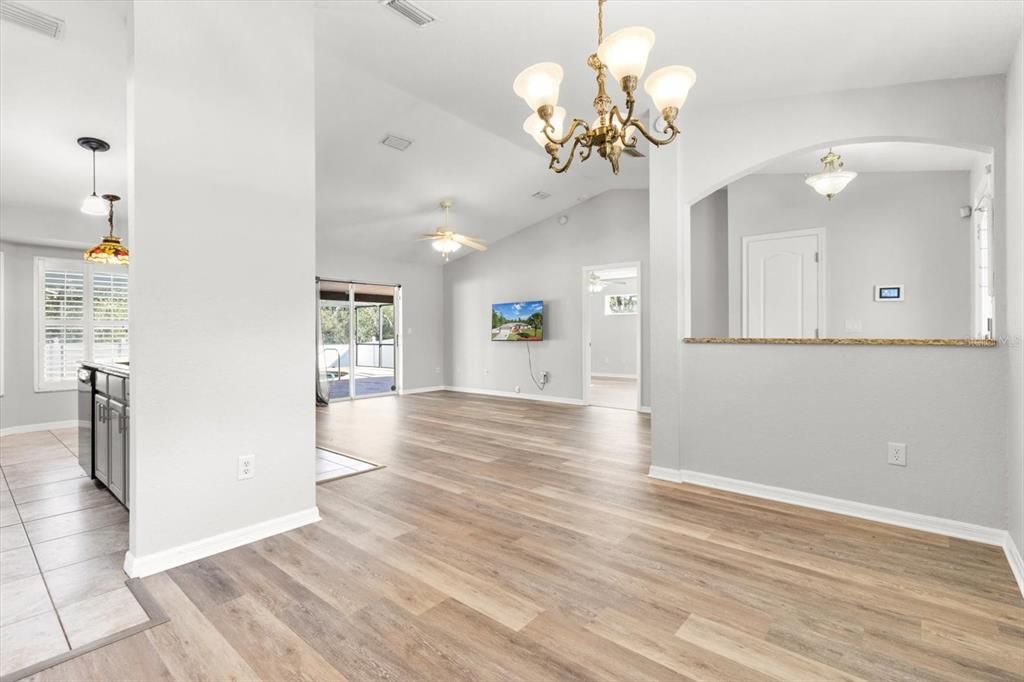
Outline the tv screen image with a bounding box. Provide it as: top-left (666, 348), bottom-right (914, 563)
top-left (491, 300), bottom-right (544, 341)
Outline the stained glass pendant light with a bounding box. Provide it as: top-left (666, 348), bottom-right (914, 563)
top-left (84, 194), bottom-right (129, 265)
top-left (78, 137), bottom-right (110, 215)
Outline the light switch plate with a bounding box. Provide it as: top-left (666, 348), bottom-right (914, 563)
top-left (887, 442), bottom-right (907, 466)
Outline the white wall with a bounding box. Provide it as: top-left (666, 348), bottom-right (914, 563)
top-left (689, 189), bottom-right (729, 337)
top-left (1005, 34), bottom-right (1024, 555)
top-left (650, 75), bottom-right (1012, 529)
top-left (314, 248), bottom-right (445, 391)
top-left (726, 171), bottom-right (972, 339)
top-left (589, 278), bottom-right (638, 377)
top-left (0, 241), bottom-right (82, 430)
top-left (444, 190), bottom-right (650, 405)
top-left (127, 0), bottom-right (316, 571)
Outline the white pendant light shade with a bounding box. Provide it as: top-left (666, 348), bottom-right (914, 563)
top-left (805, 170), bottom-right (857, 199)
top-left (513, 62), bottom-right (564, 112)
top-left (80, 193), bottom-right (108, 216)
top-left (523, 107), bottom-right (567, 147)
top-left (805, 150), bottom-right (857, 200)
top-left (644, 65), bottom-right (697, 113)
top-left (431, 237), bottom-right (462, 254)
top-left (597, 27), bottom-right (655, 81)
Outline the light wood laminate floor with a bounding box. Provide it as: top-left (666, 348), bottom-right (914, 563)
top-left (23, 392), bottom-right (1024, 681)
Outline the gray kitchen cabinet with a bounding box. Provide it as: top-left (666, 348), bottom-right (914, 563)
top-left (82, 363), bottom-right (130, 509)
top-left (94, 394), bottom-right (109, 485)
top-left (107, 398), bottom-right (128, 505)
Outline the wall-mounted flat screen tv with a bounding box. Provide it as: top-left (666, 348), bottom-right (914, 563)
top-left (491, 300), bottom-right (544, 341)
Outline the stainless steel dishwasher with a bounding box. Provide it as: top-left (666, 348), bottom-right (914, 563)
top-left (77, 367), bottom-right (94, 477)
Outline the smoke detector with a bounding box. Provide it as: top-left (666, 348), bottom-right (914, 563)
top-left (1, 1), bottom-right (64, 39)
top-left (380, 0), bottom-right (437, 27)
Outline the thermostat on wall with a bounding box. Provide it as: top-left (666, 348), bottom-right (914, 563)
top-left (874, 285), bottom-right (904, 302)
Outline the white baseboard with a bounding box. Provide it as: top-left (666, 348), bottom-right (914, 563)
top-left (649, 466), bottom-right (1008, 546)
top-left (591, 373), bottom-right (637, 380)
top-left (444, 385), bottom-right (585, 406)
top-left (123, 506), bottom-right (321, 578)
top-left (638, 405), bottom-right (652, 414)
top-left (1005, 534), bottom-right (1024, 598)
top-left (0, 419), bottom-right (78, 437)
top-left (400, 385), bottom-right (445, 396)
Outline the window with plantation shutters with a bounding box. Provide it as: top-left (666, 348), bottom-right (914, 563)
top-left (92, 272), bottom-right (129, 364)
top-left (36, 258), bottom-right (129, 391)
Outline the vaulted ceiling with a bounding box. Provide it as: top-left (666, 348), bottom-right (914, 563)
top-left (2, 0), bottom-right (1021, 257)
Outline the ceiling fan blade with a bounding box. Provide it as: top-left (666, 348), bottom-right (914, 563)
top-left (417, 233), bottom-right (443, 241)
top-left (453, 234), bottom-right (488, 251)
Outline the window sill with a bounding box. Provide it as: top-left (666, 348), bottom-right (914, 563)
top-left (34, 385), bottom-right (77, 393)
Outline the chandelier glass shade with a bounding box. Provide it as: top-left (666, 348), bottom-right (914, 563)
top-left (523, 106), bottom-right (566, 147)
top-left (84, 194), bottom-right (129, 265)
top-left (805, 149), bottom-right (857, 200)
top-left (513, 0), bottom-right (695, 175)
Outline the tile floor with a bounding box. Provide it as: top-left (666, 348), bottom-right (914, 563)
top-left (315, 447), bottom-right (379, 482)
top-left (0, 428), bottom-right (148, 678)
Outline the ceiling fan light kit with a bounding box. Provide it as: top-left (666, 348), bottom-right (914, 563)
top-left (421, 200), bottom-right (488, 262)
top-left (513, 0), bottom-right (696, 175)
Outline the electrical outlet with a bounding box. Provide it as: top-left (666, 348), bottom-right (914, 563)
top-left (514, 385), bottom-right (521, 393)
top-left (483, 368), bottom-right (489, 375)
top-left (540, 371), bottom-right (550, 385)
top-left (887, 442), bottom-right (907, 467)
top-left (238, 454), bottom-right (255, 480)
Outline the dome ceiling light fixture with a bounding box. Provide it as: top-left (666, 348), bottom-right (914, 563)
top-left (84, 194), bottom-right (129, 265)
top-left (419, 200), bottom-right (488, 262)
top-left (513, 0), bottom-right (696, 175)
top-left (805, 149), bottom-right (857, 200)
top-left (78, 137), bottom-right (110, 215)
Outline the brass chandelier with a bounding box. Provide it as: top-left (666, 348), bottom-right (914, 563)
top-left (513, 0), bottom-right (696, 175)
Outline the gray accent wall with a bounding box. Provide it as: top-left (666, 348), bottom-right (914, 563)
top-left (726, 171), bottom-right (972, 339)
top-left (589, 278), bottom-right (638, 377)
top-left (444, 190), bottom-right (650, 405)
top-left (0, 241), bottom-right (82, 431)
top-left (690, 189), bottom-right (729, 337)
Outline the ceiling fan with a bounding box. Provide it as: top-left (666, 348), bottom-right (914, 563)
top-left (588, 272), bottom-right (631, 292)
top-left (420, 200), bottom-right (487, 262)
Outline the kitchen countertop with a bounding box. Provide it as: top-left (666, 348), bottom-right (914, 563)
top-left (81, 360), bottom-right (130, 377)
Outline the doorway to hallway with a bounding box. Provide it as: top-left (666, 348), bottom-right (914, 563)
top-left (582, 262), bottom-right (641, 411)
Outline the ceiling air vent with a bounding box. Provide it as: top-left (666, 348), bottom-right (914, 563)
top-left (531, 191), bottom-right (551, 200)
top-left (1, 1), bottom-right (64, 39)
top-left (380, 134), bottom-right (413, 151)
top-left (380, 0), bottom-right (437, 28)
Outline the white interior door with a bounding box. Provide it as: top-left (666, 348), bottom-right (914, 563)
top-left (743, 229), bottom-right (823, 338)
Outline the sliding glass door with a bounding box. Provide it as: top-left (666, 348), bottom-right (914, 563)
top-left (316, 279), bottom-right (399, 402)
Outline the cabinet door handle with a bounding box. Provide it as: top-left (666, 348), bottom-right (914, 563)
top-left (98, 404), bottom-right (105, 422)
top-left (117, 412), bottom-right (124, 434)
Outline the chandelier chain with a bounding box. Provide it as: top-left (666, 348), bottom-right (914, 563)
top-left (597, 0), bottom-right (604, 47)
